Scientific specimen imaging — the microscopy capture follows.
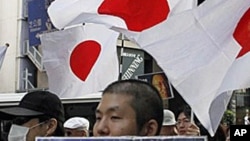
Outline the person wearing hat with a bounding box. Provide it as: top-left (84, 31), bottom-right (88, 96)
top-left (160, 109), bottom-right (178, 136)
top-left (63, 117), bottom-right (90, 137)
top-left (0, 90), bottom-right (65, 141)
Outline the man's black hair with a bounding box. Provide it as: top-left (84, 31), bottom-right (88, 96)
top-left (103, 79), bottom-right (164, 135)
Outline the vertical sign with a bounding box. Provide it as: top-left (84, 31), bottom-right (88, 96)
top-left (28, 0), bottom-right (56, 46)
top-left (120, 48), bottom-right (144, 80)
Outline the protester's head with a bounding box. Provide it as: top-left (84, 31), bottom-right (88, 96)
top-left (63, 117), bottom-right (90, 137)
top-left (93, 79), bottom-right (163, 136)
top-left (160, 109), bottom-right (178, 136)
top-left (176, 105), bottom-right (200, 136)
top-left (0, 90), bottom-right (65, 141)
top-left (162, 109), bottom-right (177, 126)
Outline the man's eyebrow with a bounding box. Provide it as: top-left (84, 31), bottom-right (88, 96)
top-left (177, 117), bottom-right (190, 121)
top-left (95, 106), bottom-right (120, 114)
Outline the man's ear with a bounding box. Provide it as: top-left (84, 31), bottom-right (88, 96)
top-left (46, 118), bottom-right (58, 135)
top-left (83, 130), bottom-right (89, 137)
top-left (141, 119), bottom-right (159, 136)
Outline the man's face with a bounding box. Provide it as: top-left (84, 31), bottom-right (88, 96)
top-left (93, 94), bottom-right (139, 136)
top-left (12, 117), bottom-right (48, 141)
top-left (176, 112), bottom-right (192, 135)
top-left (159, 125), bottom-right (178, 136)
top-left (64, 128), bottom-right (87, 137)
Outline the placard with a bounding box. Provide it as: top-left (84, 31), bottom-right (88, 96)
top-left (137, 72), bottom-right (174, 100)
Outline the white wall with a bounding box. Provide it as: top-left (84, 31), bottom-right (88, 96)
top-left (0, 0), bottom-right (22, 92)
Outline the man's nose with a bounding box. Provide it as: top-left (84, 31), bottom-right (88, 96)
top-left (94, 119), bottom-right (110, 136)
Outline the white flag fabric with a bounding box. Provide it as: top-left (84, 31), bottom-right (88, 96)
top-left (219, 9), bottom-right (250, 93)
top-left (209, 8), bottom-right (250, 137)
top-left (136, 0), bottom-right (250, 136)
top-left (0, 45), bottom-right (8, 70)
top-left (40, 24), bottom-right (119, 98)
top-left (47, 0), bottom-right (197, 31)
top-left (47, 0), bottom-right (250, 136)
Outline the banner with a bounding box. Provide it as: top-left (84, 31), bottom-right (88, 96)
top-left (36, 136), bottom-right (207, 141)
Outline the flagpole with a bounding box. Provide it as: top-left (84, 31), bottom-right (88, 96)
top-left (191, 109), bottom-right (194, 123)
top-left (118, 34), bottom-right (124, 80)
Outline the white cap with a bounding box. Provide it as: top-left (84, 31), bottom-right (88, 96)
top-left (64, 117), bottom-right (90, 130)
top-left (162, 109), bottom-right (176, 126)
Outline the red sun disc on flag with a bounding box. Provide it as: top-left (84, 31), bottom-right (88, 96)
top-left (70, 40), bottom-right (101, 81)
top-left (98, 0), bottom-right (169, 32)
top-left (233, 8), bottom-right (250, 58)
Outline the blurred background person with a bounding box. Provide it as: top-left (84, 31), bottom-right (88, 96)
top-left (244, 109), bottom-right (250, 125)
top-left (225, 127), bottom-right (230, 141)
top-left (176, 105), bottom-right (200, 136)
top-left (160, 109), bottom-right (178, 136)
top-left (0, 91), bottom-right (65, 141)
top-left (64, 117), bottom-right (90, 137)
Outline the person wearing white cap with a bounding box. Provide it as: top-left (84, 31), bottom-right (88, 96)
top-left (160, 109), bottom-right (178, 136)
top-left (63, 117), bottom-right (90, 137)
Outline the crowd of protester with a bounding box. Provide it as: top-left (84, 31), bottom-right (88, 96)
top-left (0, 79), bottom-right (231, 141)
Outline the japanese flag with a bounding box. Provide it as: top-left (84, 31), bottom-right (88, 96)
top-left (40, 24), bottom-right (119, 98)
top-left (48, 0), bottom-right (197, 42)
top-left (136, 0), bottom-right (250, 136)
